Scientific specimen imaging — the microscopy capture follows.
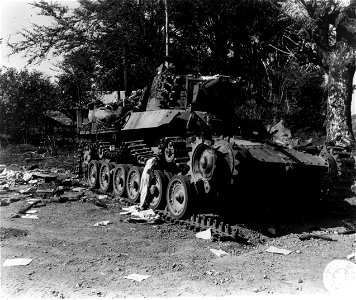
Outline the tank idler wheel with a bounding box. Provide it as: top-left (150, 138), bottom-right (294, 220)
top-left (126, 166), bottom-right (143, 203)
top-left (99, 160), bottom-right (113, 192)
top-left (166, 175), bottom-right (194, 219)
top-left (149, 170), bottom-right (167, 210)
top-left (113, 164), bottom-right (129, 197)
top-left (87, 160), bottom-right (100, 190)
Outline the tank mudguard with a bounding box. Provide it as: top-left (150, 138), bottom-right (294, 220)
top-left (122, 110), bottom-right (184, 130)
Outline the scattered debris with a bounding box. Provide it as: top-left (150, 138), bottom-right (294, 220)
top-left (119, 211), bottom-right (131, 215)
top-left (196, 228), bottom-right (212, 240)
top-left (31, 172), bottom-right (58, 182)
top-left (19, 186), bottom-right (37, 194)
top-left (27, 164), bottom-right (39, 171)
top-left (124, 274), bottom-right (151, 282)
top-left (93, 220), bottom-right (111, 227)
top-left (347, 252), bottom-right (356, 262)
top-left (93, 199), bottom-right (108, 208)
top-left (204, 270), bottom-right (220, 276)
top-left (11, 199), bottom-right (42, 219)
top-left (122, 205), bottom-right (139, 213)
top-left (131, 208), bottom-right (156, 219)
top-left (20, 214), bottom-right (39, 219)
top-left (3, 258), bottom-right (33, 267)
top-left (121, 205), bottom-right (160, 223)
top-left (71, 187), bottom-right (86, 192)
top-left (253, 285), bottom-right (268, 293)
top-left (265, 246), bottom-right (292, 255)
top-left (338, 229), bottom-right (356, 235)
top-left (60, 191), bottom-right (83, 202)
top-left (339, 220), bottom-right (356, 235)
top-left (22, 172), bottom-right (33, 182)
top-left (299, 234), bottom-right (337, 242)
top-left (210, 248), bottom-right (229, 257)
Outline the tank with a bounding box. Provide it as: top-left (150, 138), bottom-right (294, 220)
top-left (78, 62), bottom-right (355, 223)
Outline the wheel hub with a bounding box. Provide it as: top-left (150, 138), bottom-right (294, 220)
top-left (169, 182), bottom-right (185, 212)
top-left (191, 142), bottom-right (217, 182)
top-left (100, 166), bottom-right (109, 189)
top-left (164, 141), bottom-right (175, 163)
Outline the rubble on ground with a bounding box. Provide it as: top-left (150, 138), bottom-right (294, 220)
top-left (0, 164), bottom-right (86, 208)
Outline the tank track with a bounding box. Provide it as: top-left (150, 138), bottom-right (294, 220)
top-left (117, 196), bottom-right (242, 241)
top-left (160, 211), bottom-right (240, 240)
top-left (78, 139), bottom-right (355, 242)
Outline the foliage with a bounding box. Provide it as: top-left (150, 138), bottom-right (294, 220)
top-left (7, 0), bottom-right (356, 137)
top-left (0, 68), bottom-right (58, 143)
top-left (278, 0), bottom-right (356, 144)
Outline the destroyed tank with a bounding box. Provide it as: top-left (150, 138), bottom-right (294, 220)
top-left (78, 63), bottom-right (355, 225)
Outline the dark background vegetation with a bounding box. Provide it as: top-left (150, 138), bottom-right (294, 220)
top-left (1, 0), bottom-right (355, 145)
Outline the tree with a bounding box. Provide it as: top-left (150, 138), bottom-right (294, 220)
top-left (7, 0), bottom-right (332, 133)
top-left (0, 68), bottom-right (57, 143)
top-left (279, 0), bottom-right (356, 147)
top-left (8, 0), bottom-right (166, 92)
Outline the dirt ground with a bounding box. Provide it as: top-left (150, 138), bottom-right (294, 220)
top-left (1, 155), bottom-right (356, 299)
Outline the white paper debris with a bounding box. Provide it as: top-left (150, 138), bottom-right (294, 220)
top-left (122, 205), bottom-right (140, 212)
top-left (26, 198), bottom-right (40, 203)
top-left (23, 173), bottom-right (33, 182)
top-left (3, 258), bottom-right (33, 266)
top-left (71, 187), bottom-right (86, 192)
top-left (97, 195), bottom-right (108, 200)
top-left (265, 246), bottom-right (292, 255)
top-left (21, 215), bottom-right (38, 219)
top-left (93, 220), bottom-right (111, 227)
top-left (121, 205), bottom-right (159, 222)
top-left (210, 248), bottom-right (229, 257)
top-left (196, 228), bottom-right (212, 240)
top-left (124, 274), bottom-right (151, 282)
top-left (131, 208), bottom-right (156, 218)
top-left (26, 209), bottom-right (38, 214)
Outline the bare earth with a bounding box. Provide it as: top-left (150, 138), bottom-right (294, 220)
top-left (1, 166), bottom-right (356, 299)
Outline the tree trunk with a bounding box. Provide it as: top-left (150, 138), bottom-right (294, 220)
top-left (326, 46), bottom-right (356, 147)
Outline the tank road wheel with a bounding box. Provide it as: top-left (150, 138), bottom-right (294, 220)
top-left (166, 175), bottom-right (193, 219)
top-left (149, 170), bottom-right (167, 210)
top-left (87, 160), bottom-right (100, 190)
top-left (113, 164), bottom-right (129, 197)
top-left (126, 166), bottom-right (143, 203)
top-left (99, 160), bottom-right (113, 192)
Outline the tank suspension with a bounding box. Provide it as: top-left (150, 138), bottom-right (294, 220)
top-left (124, 140), bottom-right (155, 165)
top-left (157, 137), bottom-right (191, 176)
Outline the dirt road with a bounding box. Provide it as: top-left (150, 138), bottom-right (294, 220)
top-left (1, 183), bottom-right (356, 299)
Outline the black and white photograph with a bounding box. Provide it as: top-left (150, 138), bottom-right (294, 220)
top-left (1, 0), bottom-right (356, 298)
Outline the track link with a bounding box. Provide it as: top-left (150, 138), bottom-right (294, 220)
top-left (117, 197), bottom-right (241, 241)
